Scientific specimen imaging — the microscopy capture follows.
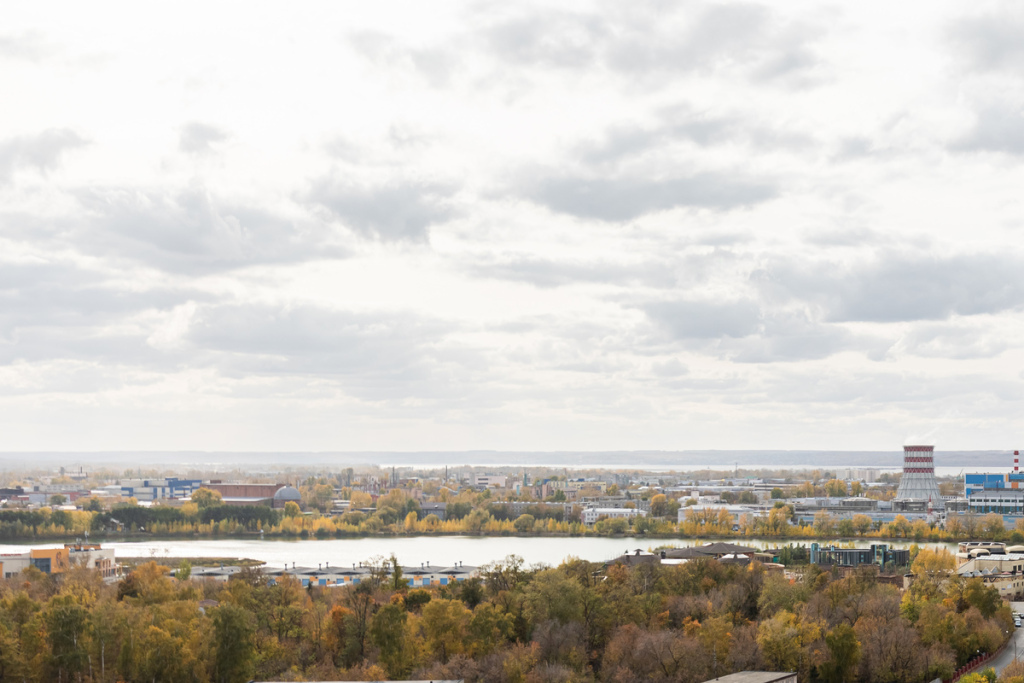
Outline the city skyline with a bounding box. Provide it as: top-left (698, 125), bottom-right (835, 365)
top-left (2, 1), bottom-right (1024, 452)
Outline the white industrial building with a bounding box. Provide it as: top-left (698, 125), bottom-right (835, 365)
top-left (581, 507), bottom-right (646, 525)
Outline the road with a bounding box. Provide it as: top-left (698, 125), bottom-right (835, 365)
top-left (988, 602), bottom-right (1024, 677)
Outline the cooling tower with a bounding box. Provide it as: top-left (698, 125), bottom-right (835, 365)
top-left (895, 444), bottom-right (944, 507)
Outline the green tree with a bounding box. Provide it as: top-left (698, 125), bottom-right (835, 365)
top-left (283, 501), bottom-right (301, 518)
top-left (44, 596), bottom-right (89, 681)
top-left (49, 494), bottom-right (67, 506)
top-left (369, 602), bottom-right (412, 678)
top-left (312, 483), bottom-right (334, 511)
top-left (212, 603), bottom-right (255, 683)
top-left (388, 553), bottom-right (406, 591)
top-left (819, 623), bottom-right (861, 683)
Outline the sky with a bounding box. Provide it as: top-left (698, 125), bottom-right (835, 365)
top-left (2, 1), bottom-right (1024, 453)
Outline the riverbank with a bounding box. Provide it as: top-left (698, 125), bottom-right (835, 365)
top-left (0, 528), bottom-right (978, 545)
top-left (0, 535), bottom-right (960, 568)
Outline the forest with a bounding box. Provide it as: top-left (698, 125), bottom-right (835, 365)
top-left (1, 546), bottom-right (1022, 683)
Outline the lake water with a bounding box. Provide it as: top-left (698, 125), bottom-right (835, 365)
top-left (0, 536), bottom-right (958, 568)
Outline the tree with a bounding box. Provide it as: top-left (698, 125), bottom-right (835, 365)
top-left (212, 603), bottom-right (255, 683)
top-left (44, 595), bottom-right (89, 681)
top-left (389, 553), bottom-right (406, 592)
top-left (421, 598), bottom-right (470, 663)
top-left (982, 513), bottom-right (1005, 539)
top-left (514, 514), bottom-right (536, 533)
top-left (819, 623), bottom-right (861, 683)
top-left (650, 494), bottom-right (670, 517)
top-left (283, 501), bottom-right (301, 518)
top-left (191, 487), bottom-right (223, 509)
top-left (342, 584), bottom-right (375, 665)
top-left (825, 479), bottom-right (848, 497)
top-left (771, 487), bottom-right (785, 499)
top-left (467, 602), bottom-right (513, 656)
top-left (350, 490), bottom-right (373, 509)
top-left (757, 611), bottom-right (802, 672)
top-left (81, 496), bottom-right (104, 512)
top-left (369, 602), bottom-right (412, 678)
top-left (912, 547), bottom-right (954, 579)
top-left (49, 494), bottom-right (67, 506)
top-left (814, 510), bottom-right (835, 536)
top-left (852, 514), bottom-right (872, 536)
top-left (312, 483), bottom-right (334, 511)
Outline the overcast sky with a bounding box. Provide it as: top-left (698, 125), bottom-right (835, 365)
top-left (2, 1), bottom-right (1024, 453)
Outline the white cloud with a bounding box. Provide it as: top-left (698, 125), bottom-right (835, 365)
top-left (1, 0), bottom-right (1023, 451)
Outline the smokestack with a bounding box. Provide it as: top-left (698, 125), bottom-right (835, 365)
top-left (1016, 450), bottom-right (1019, 474)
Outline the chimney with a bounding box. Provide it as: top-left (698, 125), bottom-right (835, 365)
top-left (1016, 451), bottom-right (1020, 474)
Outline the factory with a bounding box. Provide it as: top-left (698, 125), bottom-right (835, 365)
top-left (187, 561), bottom-right (479, 587)
top-left (963, 451), bottom-right (1024, 515)
top-left (895, 445), bottom-right (944, 509)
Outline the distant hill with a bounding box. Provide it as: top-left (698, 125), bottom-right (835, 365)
top-left (0, 449), bottom-right (1016, 470)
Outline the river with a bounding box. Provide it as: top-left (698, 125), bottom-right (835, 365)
top-left (0, 536), bottom-right (960, 568)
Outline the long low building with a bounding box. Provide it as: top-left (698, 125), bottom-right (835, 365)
top-left (966, 488), bottom-right (1024, 515)
top-left (187, 561), bottom-right (479, 588)
top-left (582, 507), bottom-right (647, 525)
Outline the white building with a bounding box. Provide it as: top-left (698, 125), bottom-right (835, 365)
top-left (1, 544), bottom-right (119, 579)
top-left (582, 507), bottom-right (646, 525)
top-left (835, 468), bottom-right (880, 482)
top-left (474, 475), bottom-right (508, 488)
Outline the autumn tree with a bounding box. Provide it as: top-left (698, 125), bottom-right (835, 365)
top-left (370, 601), bottom-right (414, 678)
top-left (212, 603), bottom-right (255, 683)
top-left (191, 487), bottom-right (223, 509)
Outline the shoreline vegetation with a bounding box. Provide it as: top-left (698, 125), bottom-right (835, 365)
top-left (1, 502), bottom-right (1019, 545)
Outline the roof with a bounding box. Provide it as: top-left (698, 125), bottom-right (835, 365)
top-left (608, 553), bottom-right (660, 566)
top-left (664, 546), bottom-right (715, 560)
top-left (273, 486), bottom-right (301, 501)
top-left (694, 542), bottom-right (758, 555)
top-left (699, 672), bottom-right (796, 683)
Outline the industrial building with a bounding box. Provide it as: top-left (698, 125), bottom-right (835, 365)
top-left (204, 483), bottom-right (302, 508)
top-left (963, 451), bottom-right (1024, 514)
top-left (1, 544), bottom-right (119, 579)
top-left (809, 543), bottom-right (909, 569)
top-left (895, 445), bottom-right (944, 508)
top-left (187, 561), bottom-right (479, 588)
top-left (107, 477), bottom-right (204, 502)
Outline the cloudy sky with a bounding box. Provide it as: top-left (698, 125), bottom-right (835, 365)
top-left (2, 1), bottom-right (1024, 453)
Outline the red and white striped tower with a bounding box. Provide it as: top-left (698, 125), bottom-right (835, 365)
top-left (895, 445), bottom-right (944, 507)
top-left (1015, 450), bottom-right (1019, 474)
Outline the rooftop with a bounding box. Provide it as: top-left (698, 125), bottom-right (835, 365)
top-left (699, 673), bottom-right (796, 683)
